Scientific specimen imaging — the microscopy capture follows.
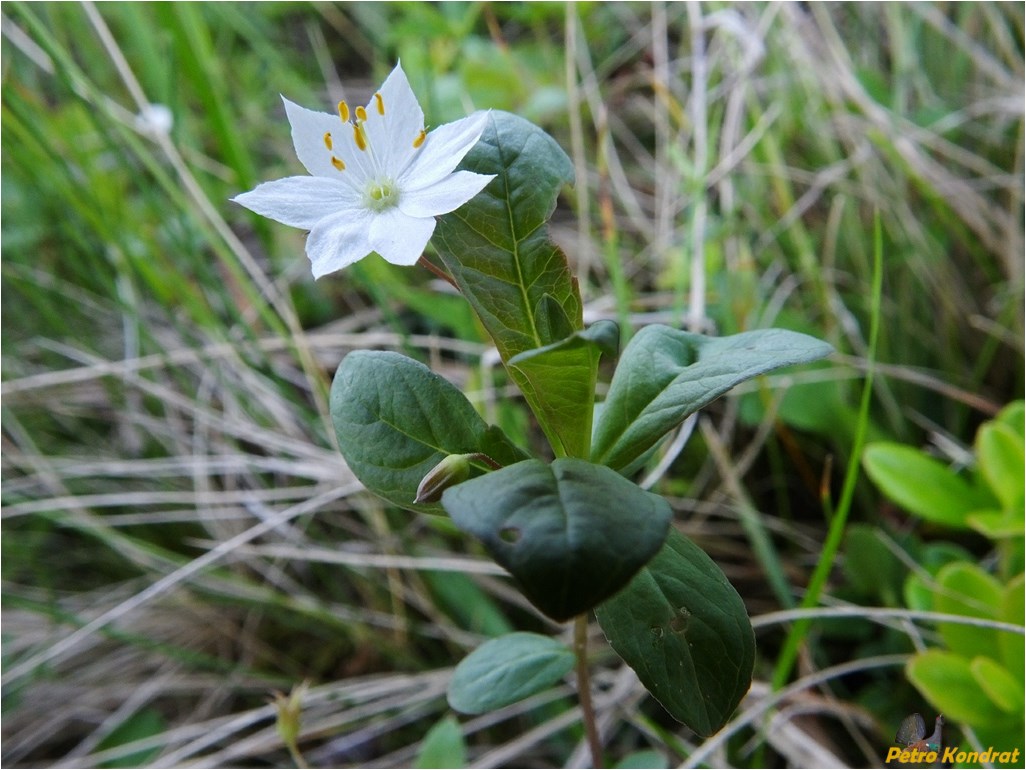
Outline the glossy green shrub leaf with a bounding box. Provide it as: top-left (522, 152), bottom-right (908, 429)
top-left (907, 650), bottom-right (1009, 726)
top-left (970, 657), bottom-right (1024, 714)
top-left (967, 510), bottom-right (1025, 539)
top-left (442, 458), bottom-right (672, 621)
top-left (331, 351), bottom-right (525, 514)
top-left (447, 632), bottom-right (575, 714)
top-left (863, 443), bottom-right (993, 527)
top-left (415, 715), bottom-right (467, 769)
top-left (999, 574), bottom-right (1025, 682)
top-left (595, 529), bottom-right (755, 736)
top-left (433, 111), bottom-right (581, 364)
top-left (933, 562), bottom-right (1003, 662)
top-left (902, 542), bottom-right (974, 611)
top-left (977, 422), bottom-right (1025, 512)
top-left (508, 320), bottom-right (619, 458)
top-left (995, 401), bottom-right (1025, 438)
top-left (591, 325), bottom-right (833, 473)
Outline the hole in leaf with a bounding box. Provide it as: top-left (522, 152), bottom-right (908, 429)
top-left (669, 607), bottom-right (691, 634)
top-left (499, 527), bottom-right (521, 544)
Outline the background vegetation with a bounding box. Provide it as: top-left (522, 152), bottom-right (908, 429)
top-left (2, 2), bottom-right (1022, 767)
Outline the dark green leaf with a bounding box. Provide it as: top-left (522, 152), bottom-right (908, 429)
top-left (591, 325), bottom-right (834, 472)
top-left (442, 458), bottom-right (672, 621)
top-left (595, 529), bottom-right (755, 736)
top-left (96, 708), bottom-right (165, 768)
top-left (331, 351), bottom-right (525, 514)
top-left (433, 111), bottom-right (581, 363)
top-left (508, 320), bottom-right (619, 458)
top-left (447, 632), bottom-right (575, 714)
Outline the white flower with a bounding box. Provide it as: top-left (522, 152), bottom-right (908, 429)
top-left (233, 63), bottom-right (494, 278)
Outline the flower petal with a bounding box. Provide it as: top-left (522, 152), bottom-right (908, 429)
top-left (400, 111), bottom-right (490, 189)
top-left (233, 176), bottom-right (357, 229)
top-left (282, 97), bottom-right (346, 178)
top-left (363, 62), bottom-right (424, 174)
top-left (398, 170), bottom-right (495, 218)
top-left (306, 209), bottom-right (374, 278)
top-left (368, 208), bottom-right (435, 266)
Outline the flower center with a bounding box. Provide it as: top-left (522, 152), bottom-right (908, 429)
top-left (363, 178), bottom-right (399, 211)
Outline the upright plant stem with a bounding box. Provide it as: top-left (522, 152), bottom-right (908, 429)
top-left (574, 613), bottom-right (603, 768)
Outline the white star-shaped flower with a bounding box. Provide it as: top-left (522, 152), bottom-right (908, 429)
top-left (233, 63), bottom-right (494, 278)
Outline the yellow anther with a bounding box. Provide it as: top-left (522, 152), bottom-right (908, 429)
top-left (413, 128), bottom-right (427, 148)
top-left (374, 92), bottom-right (385, 115)
top-left (331, 156), bottom-right (345, 171)
top-left (355, 105), bottom-right (368, 122)
top-left (338, 101), bottom-right (350, 123)
top-left (353, 123), bottom-right (367, 151)
top-left (323, 132), bottom-right (333, 151)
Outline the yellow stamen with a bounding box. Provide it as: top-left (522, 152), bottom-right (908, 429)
top-left (413, 128), bottom-right (427, 148)
top-left (353, 123), bottom-right (367, 151)
top-left (323, 132), bottom-right (333, 151)
top-left (374, 92), bottom-right (385, 115)
top-left (331, 156), bottom-right (345, 171)
top-left (355, 105), bottom-right (368, 122)
top-left (338, 100), bottom-right (350, 123)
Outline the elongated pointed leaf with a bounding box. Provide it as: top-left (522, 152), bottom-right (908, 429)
top-left (433, 111), bottom-right (581, 362)
top-left (331, 351), bottom-right (525, 514)
top-left (595, 529), bottom-right (755, 736)
top-left (442, 458), bottom-right (672, 621)
top-left (448, 632), bottom-right (575, 715)
top-left (508, 320), bottom-right (619, 458)
top-left (591, 325), bottom-right (834, 472)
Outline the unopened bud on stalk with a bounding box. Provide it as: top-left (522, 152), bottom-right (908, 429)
top-left (415, 453), bottom-right (474, 504)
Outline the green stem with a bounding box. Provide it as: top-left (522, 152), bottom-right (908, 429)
top-left (574, 614), bottom-right (603, 768)
top-left (769, 213), bottom-right (884, 690)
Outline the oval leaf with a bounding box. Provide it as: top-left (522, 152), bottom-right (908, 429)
top-left (415, 715), bottom-right (467, 769)
top-left (933, 562), bottom-right (1003, 662)
top-left (441, 458), bottom-right (672, 621)
top-left (433, 111), bottom-right (581, 363)
top-left (969, 656), bottom-right (1024, 714)
top-left (595, 529), bottom-right (755, 736)
top-left (976, 422), bottom-right (1025, 512)
top-left (863, 443), bottom-right (993, 528)
top-left (999, 574), bottom-right (1025, 683)
top-left (447, 632), bottom-right (575, 715)
top-left (508, 320), bottom-right (619, 458)
top-left (907, 650), bottom-right (1009, 727)
top-left (591, 325), bottom-right (833, 472)
top-left (331, 351), bottom-right (525, 514)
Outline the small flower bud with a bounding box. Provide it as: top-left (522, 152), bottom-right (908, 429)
top-left (271, 681), bottom-right (308, 750)
top-left (415, 454), bottom-right (473, 504)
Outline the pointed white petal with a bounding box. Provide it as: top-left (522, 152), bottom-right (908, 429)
top-left (400, 111), bottom-right (490, 189)
top-left (363, 63), bottom-right (424, 173)
top-left (282, 97), bottom-right (347, 178)
top-left (233, 176), bottom-right (357, 229)
top-left (398, 170), bottom-right (495, 218)
top-left (306, 209), bottom-right (374, 278)
top-left (368, 208), bottom-right (435, 266)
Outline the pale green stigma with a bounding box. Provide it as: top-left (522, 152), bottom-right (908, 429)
top-left (364, 179), bottom-right (400, 211)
